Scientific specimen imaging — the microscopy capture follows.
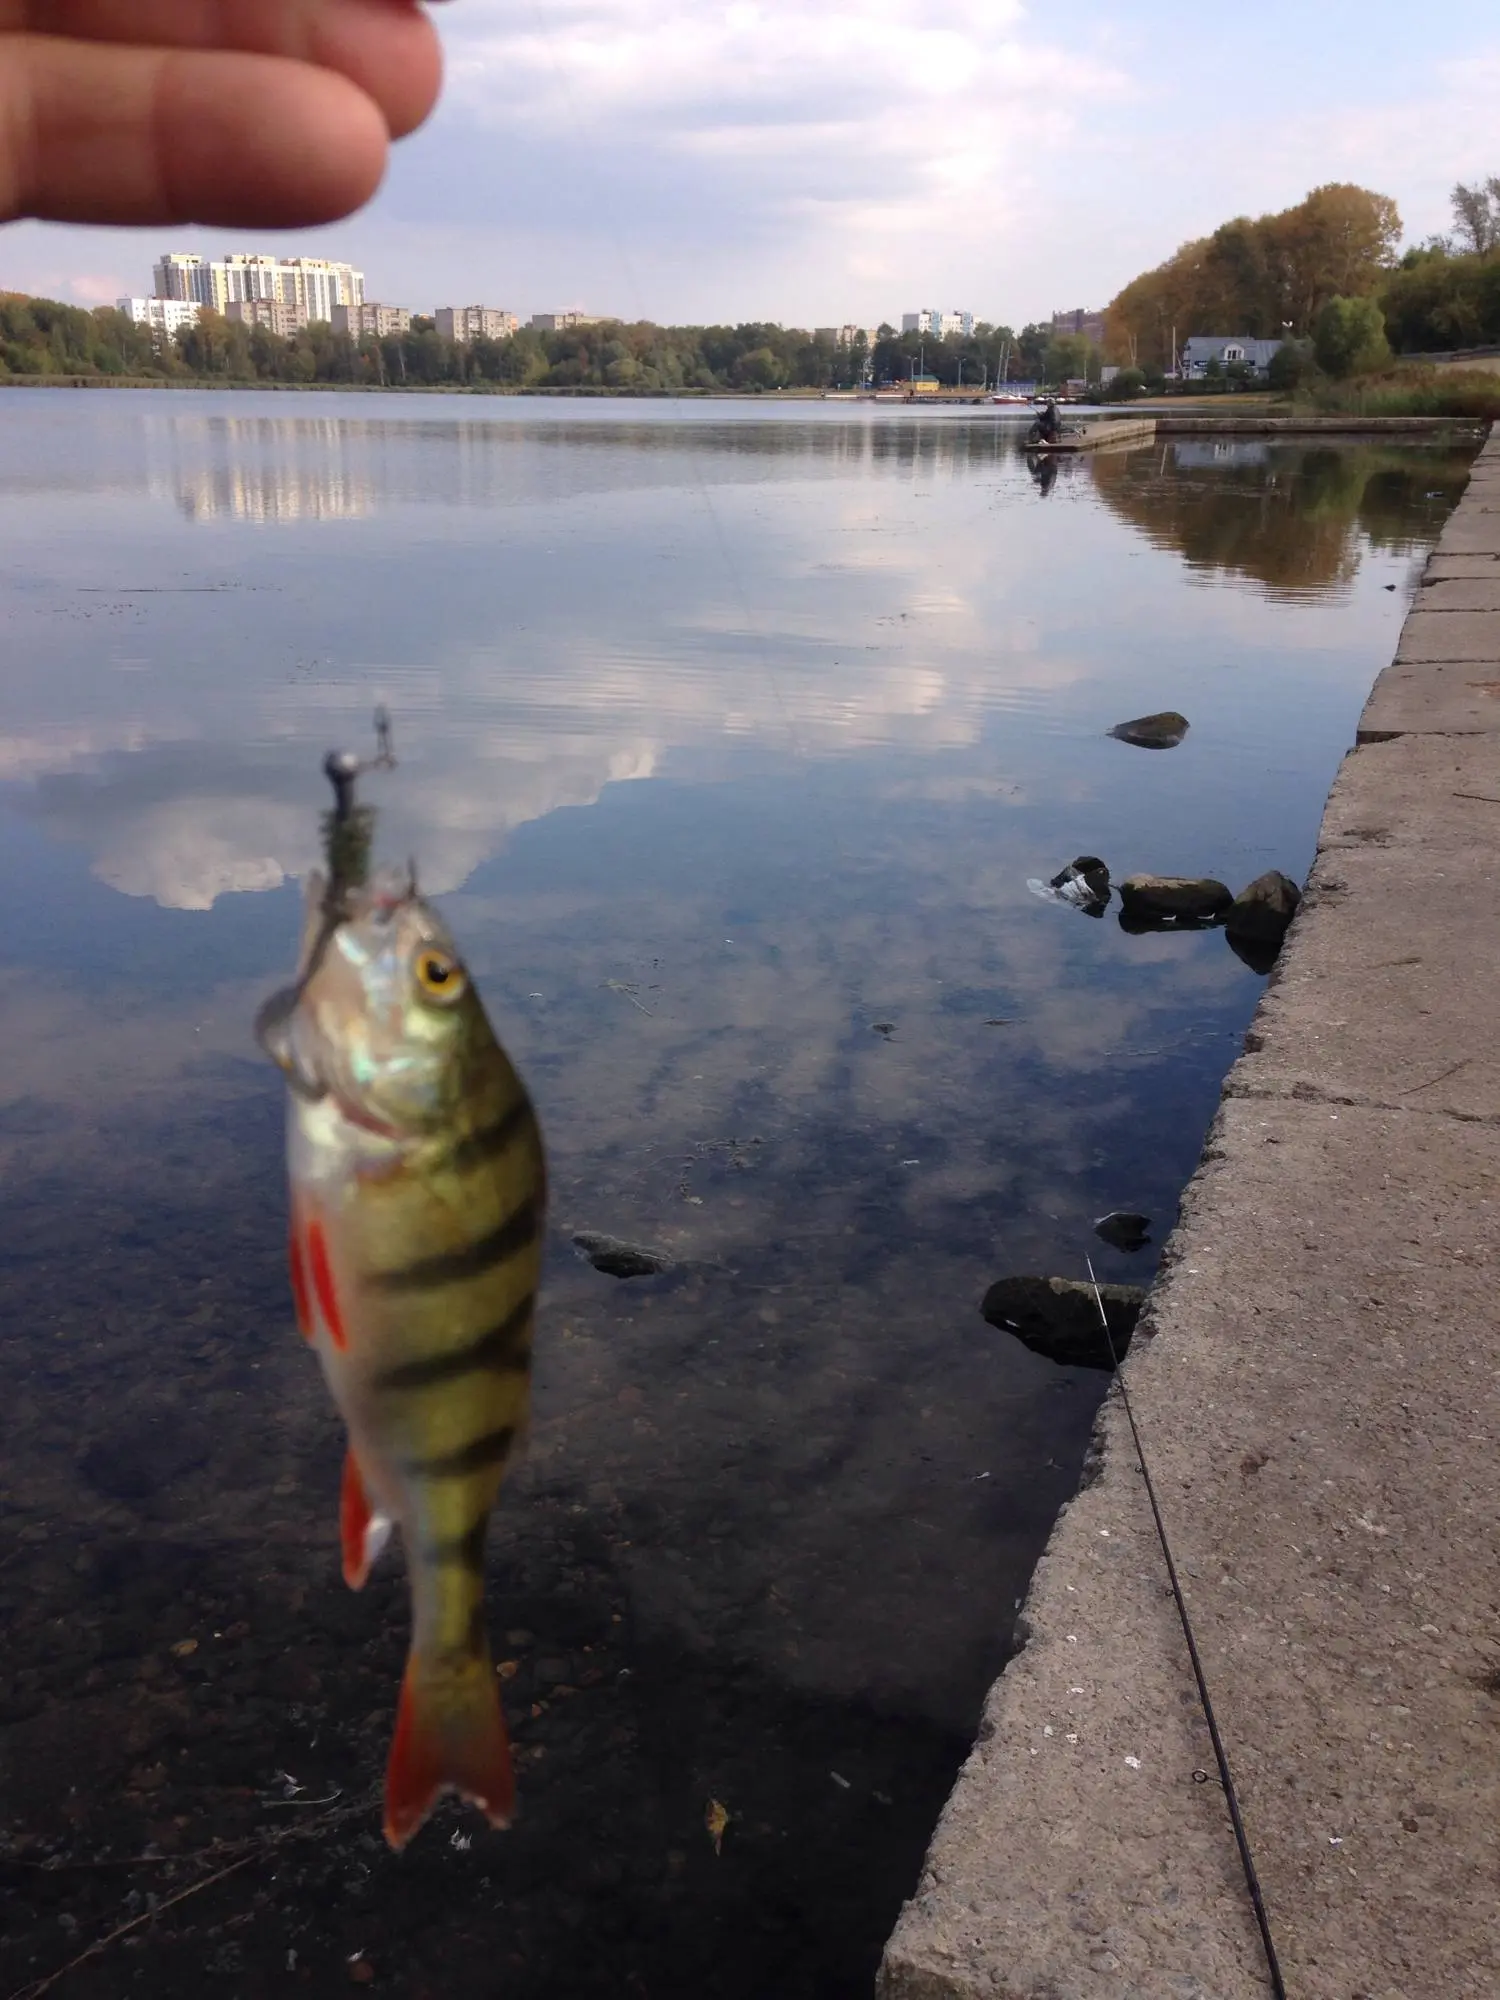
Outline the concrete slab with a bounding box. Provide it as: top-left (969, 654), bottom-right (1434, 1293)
top-left (1435, 515), bottom-right (1500, 555)
top-left (1358, 659), bottom-right (1500, 739)
top-left (1321, 732), bottom-right (1500, 849)
top-left (1228, 741), bottom-right (1500, 1122)
top-left (880, 1094), bottom-right (1500, 2000)
top-left (1394, 609), bottom-right (1500, 662)
top-left (1416, 580), bottom-right (1500, 611)
top-left (1425, 556), bottom-right (1500, 579)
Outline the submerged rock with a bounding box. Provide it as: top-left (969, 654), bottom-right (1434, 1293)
top-left (1118, 874), bottom-right (1232, 924)
top-left (1225, 870), bottom-right (1301, 945)
top-left (1109, 711), bottom-right (1189, 750)
top-left (572, 1232), bottom-right (674, 1279)
top-left (1094, 1211), bottom-right (1152, 1253)
top-left (980, 1275), bottom-right (1146, 1372)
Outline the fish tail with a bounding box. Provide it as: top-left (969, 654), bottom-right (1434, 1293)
top-left (383, 1641), bottom-right (514, 1850)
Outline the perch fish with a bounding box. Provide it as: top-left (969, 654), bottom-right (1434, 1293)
top-left (256, 745), bottom-right (545, 1849)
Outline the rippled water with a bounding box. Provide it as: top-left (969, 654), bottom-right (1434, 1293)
top-left (0, 392), bottom-right (1475, 1998)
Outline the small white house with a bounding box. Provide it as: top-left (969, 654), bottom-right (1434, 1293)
top-left (1180, 335), bottom-right (1284, 380)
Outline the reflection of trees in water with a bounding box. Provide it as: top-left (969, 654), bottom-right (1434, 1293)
top-left (1089, 444), bottom-right (1474, 597)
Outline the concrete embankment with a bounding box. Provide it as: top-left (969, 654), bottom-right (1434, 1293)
top-left (880, 429), bottom-right (1500, 1999)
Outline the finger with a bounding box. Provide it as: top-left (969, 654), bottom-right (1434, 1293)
top-left (0, 37), bottom-right (391, 226)
top-left (10, 1), bottom-right (443, 140)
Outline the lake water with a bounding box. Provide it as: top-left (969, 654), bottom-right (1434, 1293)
top-left (0, 392), bottom-right (1475, 1998)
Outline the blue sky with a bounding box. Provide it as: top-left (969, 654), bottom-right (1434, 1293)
top-left (5, 0), bottom-right (1498, 327)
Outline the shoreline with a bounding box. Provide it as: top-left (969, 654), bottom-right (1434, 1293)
top-left (880, 424), bottom-right (1500, 1998)
top-left (0, 380), bottom-right (1481, 435)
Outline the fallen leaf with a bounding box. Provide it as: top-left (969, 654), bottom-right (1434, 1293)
top-left (705, 1798), bottom-right (729, 1855)
top-left (170, 1639), bottom-right (198, 1658)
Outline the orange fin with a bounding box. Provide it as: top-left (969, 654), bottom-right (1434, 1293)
top-left (384, 1651), bottom-right (514, 1851)
top-left (307, 1220), bottom-right (347, 1351)
top-left (340, 1451), bottom-right (392, 1591)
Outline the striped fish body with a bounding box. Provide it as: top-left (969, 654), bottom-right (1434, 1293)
top-left (262, 871), bottom-right (544, 1849)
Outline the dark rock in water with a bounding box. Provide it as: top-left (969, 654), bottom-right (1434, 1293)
top-left (1118, 873), bottom-right (1232, 924)
top-left (1094, 1211), bottom-right (1152, 1253)
top-left (1028, 855), bottom-right (1111, 918)
top-left (1109, 711), bottom-right (1189, 750)
top-left (1050, 855), bottom-right (1110, 901)
top-left (1225, 869), bottom-right (1301, 945)
top-left (572, 1232), bottom-right (674, 1279)
top-left (80, 1418), bottom-right (210, 1501)
top-left (980, 1275), bottom-right (1146, 1372)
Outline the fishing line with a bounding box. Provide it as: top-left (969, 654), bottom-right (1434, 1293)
top-left (1084, 1259), bottom-right (1287, 2000)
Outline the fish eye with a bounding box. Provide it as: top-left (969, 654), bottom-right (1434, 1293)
top-left (414, 948), bottom-right (466, 1005)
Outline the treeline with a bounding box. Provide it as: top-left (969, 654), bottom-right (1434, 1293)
top-left (2, 292), bottom-right (1103, 394)
top-left (1380, 243), bottom-right (1500, 353)
top-left (1105, 178), bottom-right (1500, 370)
top-left (1104, 183), bottom-right (1403, 371)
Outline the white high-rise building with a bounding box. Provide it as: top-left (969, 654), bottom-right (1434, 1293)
top-left (117, 297), bottom-right (201, 335)
top-left (901, 309), bottom-right (975, 339)
top-left (153, 254), bottom-right (364, 322)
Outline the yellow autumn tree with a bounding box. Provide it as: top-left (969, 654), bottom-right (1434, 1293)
top-left (1104, 184), bottom-right (1402, 369)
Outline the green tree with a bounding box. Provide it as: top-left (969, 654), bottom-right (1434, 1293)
top-left (1267, 338), bottom-right (1315, 391)
top-left (1313, 295), bottom-right (1391, 378)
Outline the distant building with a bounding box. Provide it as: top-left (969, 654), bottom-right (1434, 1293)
top-left (226, 298), bottom-right (306, 337)
top-left (1180, 335), bottom-right (1284, 380)
top-left (529, 311), bottom-right (602, 332)
top-left (333, 303), bottom-right (412, 339)
top-left (154, 253), bottom-right (363, 321)
top-left (902, 309), bottom-right (974, 339)
top-left (435, 306), bottom-right (519, 343)
top-left (116, 297), bottom-right (200, 336)
top-left (1051, 307), bottom-right (1106, 346)
top-left (815, 325), bottom-right (877, 346)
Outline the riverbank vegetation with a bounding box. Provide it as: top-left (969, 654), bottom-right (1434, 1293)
top-left (1, 294), bottom-right (1071, 396)
top-left (1103, 177), bottom-right (1500, 418)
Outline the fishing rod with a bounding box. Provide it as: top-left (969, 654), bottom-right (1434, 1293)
top-left (1085, 1259), bottom-right (1288, 2000)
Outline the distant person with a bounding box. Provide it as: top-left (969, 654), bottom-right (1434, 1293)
top-left (0, 1), bottom-right (445, 228)
top-left (1037, 398), bottom-right (1061, 444)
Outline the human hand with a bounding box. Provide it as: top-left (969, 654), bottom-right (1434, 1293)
top-left (1, 2), bottom-right (446, 227)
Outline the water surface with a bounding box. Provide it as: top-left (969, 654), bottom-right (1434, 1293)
top-left (0, 393), bottom-right (1474, 1997)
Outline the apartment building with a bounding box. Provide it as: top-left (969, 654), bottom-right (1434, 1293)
top-left (528, 311), bottom-right (601, 333)
top-left (332, 303), bottom-right (413, 339)
top-left (1051, 307), bottom-right (1106, 347)
top-left (814, 325), bottom-right (880, 346)
top-left (435, 306), bottom-right (519, 343)
top-left (153, 254), bottom-right (364, 322)
top-left (225, 298), bottom-right (306, 337)
top-left (902, 309), bottom-right (975, 339)
top-left (116, 297), bottom-right (200, 335)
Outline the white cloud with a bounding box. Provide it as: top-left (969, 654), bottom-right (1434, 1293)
top-left (412, 0), bottom-right (1133, 320)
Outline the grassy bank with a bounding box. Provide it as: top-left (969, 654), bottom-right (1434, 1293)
top-left (1295, 366), bottom-right (1500, 421)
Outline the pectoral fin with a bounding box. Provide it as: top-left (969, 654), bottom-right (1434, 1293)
top-left (340, 1450), bottom-right (392, 1591)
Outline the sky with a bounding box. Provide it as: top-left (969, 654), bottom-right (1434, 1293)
top-left (4, 0), bottom-right (1499, 328)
